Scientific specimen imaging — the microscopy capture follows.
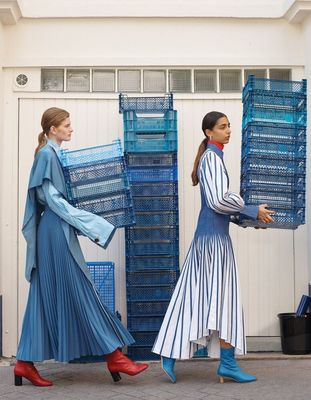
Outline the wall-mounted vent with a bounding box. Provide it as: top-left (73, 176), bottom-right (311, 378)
top-left (15, 74), bottom-right (28, 87)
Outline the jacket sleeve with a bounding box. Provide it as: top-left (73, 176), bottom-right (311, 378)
top-left (40, 179), bottom-right (116, 248)
top-left (199, 150), bottom-right (258, 220)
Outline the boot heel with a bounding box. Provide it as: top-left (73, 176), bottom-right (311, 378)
top-left (219, 376), bottom-right (225, 384)
top-left (14, 375), bottom-right (22, 386)
top-left (110, 371), bottom-right (121, 382)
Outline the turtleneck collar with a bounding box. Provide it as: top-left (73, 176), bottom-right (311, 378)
top-left (208, 140), bottom-right (224, 150)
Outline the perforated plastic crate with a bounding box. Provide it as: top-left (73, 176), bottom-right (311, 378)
top-left (241, 141), bottom-right (306, 161)
top-left (243, 76), bottom-right (307, 98)
top-left (128, 166), bottom-right (177, 183)
top-left (240, 190), bottom-right (305, 210)
top-left (130, 182), bottom-right (178, 197)
top-left (127, 346), bottom-right (160, 361)
top-left (87, 261), bottom-right (115, 313)
top-left (72, 191), bottom-right (133, 212)
top-left (239, 209), bottom-right (305, 229)
top-left (119, 93), bottom-right (173, 113)
top-left (132, 196), bottom-right (178, 211)
top-left (129, 331), bottom-right (159, 346)
top-left (241, 157), bottom-right (305, 177)
top-left (241, 173), bottom-right (305, 193)
top-left (242, 106), bottom-right (306, 128)
top-left (123, 110), bottom-right (177, 133)
top-left (127, 301), bottom-right (170, 316)
top-left (127, 315), bottom-right (164, 331)
top-left (242, 122), bottom-right (306, 144)
top-left (243, 92), bottom-right (307, 113)
top-left (101, 208), bottom-right (136, 228)
top-left (127, 270), bottom-right (179, 286)
top-left (127, 285), bottom-right (176, 301)
top-left (125, 152), bottom-right (177, 167)
top-left (126, 226), bottom-right (179, 241)
top-left (126, 255), bottom-right (179, 271)
top-left (135, 211), bottom-right (179, 226)
top-left (126, 240), bottom-right (179, 257)
top-left (125, 138), bottom-right (177, 153)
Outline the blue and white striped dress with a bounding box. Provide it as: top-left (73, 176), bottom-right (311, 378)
top-left (152, 144), bottom-right (258, 360)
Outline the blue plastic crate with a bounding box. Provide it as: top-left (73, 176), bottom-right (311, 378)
top-left (242, 106), bottom-right (306, 128)
top-left (127, 315), bottom-right (164, 331)
top-left (241, 157), bottom-right (306, 177)
top-left (130, 182), bottom-right (178, 197)
top-left (87, 261), bottom-right (115, 313)
top-left (72, 191), bottom-right (133, 212)
top-left (239, 208), bottom-right (305, 229)
top-left (129, 331), bottom-right (159, 346)
top-left (127, 346), bottom-right (160, 361)
top-left (241, 173), bottom-right (305, 193)
top-left (126, 255), bottom-right (179, 271)
top-left (135, 211), bottom-right (179, 226)
top-left (243, 76), bottom-right (307, 98)
top-left (132, 196), bottom-right (178, 212)
top-left (126, 240), bottom-right (179, 257)
top-left (125, 152), bottom-right (177, 167)
top-left (243, 92), bottom-right (307, 113)
top-left (100, 207), bottom-right (136, 228)
top-left (127, 301), bottom-right (170, 316)
top-left (127, 270), bottom-right (179, 286)
top-left (242, 122), bottom-right (306, 144)
top-left (125, 137), bottom-right (177, 153)
top-left (128, 166), bottom-right (177, 183)
top-left (119, 93), bottom-right (173, 113)
top-left (241, 141), bottom-right (306, 161)
top-left (60, 139), bottom-right (123, 167)
top-left (126, 226), bottom-right (179, 241)
top-left (240, 190), bottom-right (305, 210)
top-left (127, 285), bottom-right (176, 302)
top-left (123, 110), bottom-right (177, 133)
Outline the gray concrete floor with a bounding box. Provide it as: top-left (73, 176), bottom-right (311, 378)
top-left (0, 354), bottom-right (311, 400)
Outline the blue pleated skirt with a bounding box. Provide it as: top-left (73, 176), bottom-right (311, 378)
top-left (17, 208), bottom-right (134, 362)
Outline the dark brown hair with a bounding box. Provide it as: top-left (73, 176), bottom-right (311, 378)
top-left (191, 111), bottom-right (227, 186)
top-left (34, 107), bottom-right (70, 155)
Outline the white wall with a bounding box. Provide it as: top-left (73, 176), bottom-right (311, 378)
top-left (3, 17), bottom-right (304, 67)
top-left (0, 21), bottom-right (3, 302)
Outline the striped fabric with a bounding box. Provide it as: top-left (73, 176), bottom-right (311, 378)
top-left (152, 145), bottom-right (247, 359)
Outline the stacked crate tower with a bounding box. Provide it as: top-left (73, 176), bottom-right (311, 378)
top-left (119, 93), bottom-right (180, 360)
top-left (240, 76), bottom-right (307, 229)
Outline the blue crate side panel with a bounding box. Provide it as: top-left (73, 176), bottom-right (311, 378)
top-left (87, 262), bottom-right (115, 313)
top-left (127, 270), bottom-right (180, 286)
top-left (123, 110), bottom-right (177, 133)
top-left (119, 93), bottom-right (173, 113)
top-left (125, 152), bottom-right (177, 167)
top-left (243, 76), bottom-right (307, 98)
top-left (127, 346), bottom-right (160, 361)
top-left (126, 255), bottom-right (180, 271)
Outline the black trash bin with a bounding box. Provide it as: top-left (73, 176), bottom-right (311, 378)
top-left (278, 313), bottom-right (311, 355)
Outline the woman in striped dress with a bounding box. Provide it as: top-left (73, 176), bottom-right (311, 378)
top-left (152, 111), bottom-right (274, 383)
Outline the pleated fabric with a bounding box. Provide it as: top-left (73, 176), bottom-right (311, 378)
top-left (152, 146), bottom-right (248, 360)
top-left (17, 208), bottom-right (134, 362)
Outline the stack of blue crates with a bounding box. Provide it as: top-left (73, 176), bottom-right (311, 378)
top-left (119, 93), bottom-right (180, 360)
top-left (240, 76), bottom-right (307, 229)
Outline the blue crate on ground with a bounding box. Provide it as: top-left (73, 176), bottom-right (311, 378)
top-left (127, 301), bottom-right (170, 316)
top-left (240, 189), bottom-right (305, 210)
top-left (135, 211), bottom-right (179, 226)
top-left (130, 182), bottom-right (178, 197)
top-left (129, 331), bottom-right (159, 346)
top-left (243, 91), bottom-right (307, 112)
top-left (126, 240), bottom-right (179, 257)
top-left (126, 226), bottom-right (179, 241)
top-left (127, 285), bottom-right (176, 302)
top-left (242, 106), bottom-right (306, 128)
top-left (123, 110), bottom-right (177, 133)
top-left (239, 209), bottom-right (305, 229)
top-left (127, 346), bottom-right (160, 361)
top-left (126, 255), bottom-right (179, 271)
top-left (242, 122), bottom-right (306, 144)
top-left (241, 157), bottom-right (306, 177)
top-left (127, 315), bottom-right (164, 331)
top-left (241, 173), bottom-right (305, 193)
top-left (128, 166), bottom-right (178, 183)
top-left (241, 141), bottom-right (306, 161)
top-left (132, 196), bottom-right (178, 212)
top-left (87, 261), bottom-right (115, 313)
top-left (127, 270), bottom-right (179, 286)
top-left (242, 76), bottom-right (307, 99)
top-left (125, 152), bottom-right (177, 167)
top-left (119, 93), bottom-right (173, 113)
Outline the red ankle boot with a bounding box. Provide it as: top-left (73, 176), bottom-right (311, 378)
top-left (14, 360), bottom-right (53, 386)
top-left (106, 349), bottom-right (148, 382)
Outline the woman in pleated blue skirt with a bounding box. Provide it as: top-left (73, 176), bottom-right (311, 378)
top-left (152, 111), bottom-right (274, 383)
top-left (14, 107), bottom-right (148, 387)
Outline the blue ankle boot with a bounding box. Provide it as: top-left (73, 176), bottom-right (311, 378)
top-left (217, 347), bottom-right (257, 383)
top-left (161, 356), bottom-right (176, 383)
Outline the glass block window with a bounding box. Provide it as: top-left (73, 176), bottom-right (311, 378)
top-left (118, 70), bottom-right (141, 92)
top-left (244, 69), bottom-right (267, 83)
top-left (269, 69), bottom-right (291, 81)
top-left (143, 70), bottom-right (166, 92)
top-left (194, 70), bottom-right (217, 92)
top-left (41, 69), bottom-right (64, 92)
top-left (92, 70), bottom-right (115, 92)
top-left (66, 69), bottom-right (90, 92)
top-left (169, 70), bottom-right (191, 92)
top-left (219, 70), bottom-right (242, 92)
